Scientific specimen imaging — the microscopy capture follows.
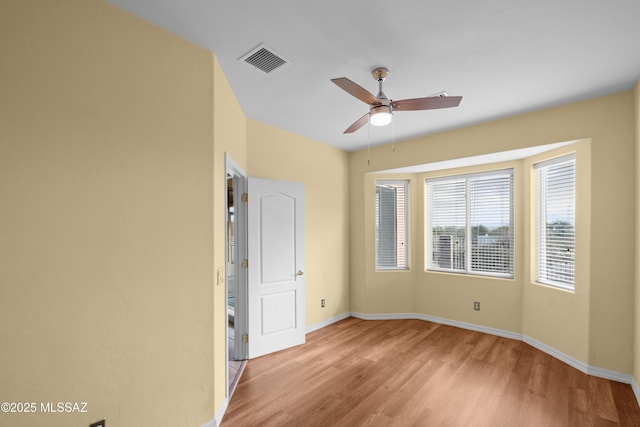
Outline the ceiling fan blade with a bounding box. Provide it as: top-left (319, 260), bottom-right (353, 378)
top-left (343, 113), bottom-right (370, 134)
top-left (331, 77), bottom-right (380, 105)
top-left (391, 96), bottom-right (462, 111)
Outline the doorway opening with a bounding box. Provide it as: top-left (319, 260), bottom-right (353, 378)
top-left (225, 155), bottom-right (248, 397)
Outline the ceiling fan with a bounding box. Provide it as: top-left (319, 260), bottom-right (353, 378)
top-left (331, 67), bottom-right (462, 134)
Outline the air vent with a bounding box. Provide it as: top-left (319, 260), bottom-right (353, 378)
top-left (239, 44), bottom-right (290, 74)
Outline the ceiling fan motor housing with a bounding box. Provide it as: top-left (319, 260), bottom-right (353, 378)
top-left (372, 67), bottom-right (389, 82)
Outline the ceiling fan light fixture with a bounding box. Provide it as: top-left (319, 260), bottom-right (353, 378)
top-left (370, 105), bottom-right (392, 126)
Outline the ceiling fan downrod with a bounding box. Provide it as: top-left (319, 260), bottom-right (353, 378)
top-left (370, 67), bottom-right (392, 126)
top-left (372, 67), bottom-right (389, 99)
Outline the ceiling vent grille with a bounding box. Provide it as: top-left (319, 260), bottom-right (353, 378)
top-left (239, 44), bottom-right (290, 74)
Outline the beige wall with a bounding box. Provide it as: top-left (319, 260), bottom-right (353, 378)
top-left (350, 91), bottom-right (636, 373)
top-left (416, 159), bottom-right (526, 333)
top-left (0, 2), bottom-right (347, 424)
top-left (521, 141), bottom-right (591, 363)
top-left (362, 173), bottom-right (418, 314)
top-left (212, 56), bottom-right (247, 414)
top-left (0, 1), bottom-right (218, 426)
top-left (247, 120), bottom-right (350, 326)
top-left (635, 80), bottom-right (640, 389)
top-left (586, 92), bottom-right (635, 373)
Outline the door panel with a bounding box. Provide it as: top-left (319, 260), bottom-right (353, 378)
top-left (248, 178), bottom-right (305, 358)
top-left (260, 291), bottom-right (296, 334)
top-left (259, 193), bottom-right (296, 284)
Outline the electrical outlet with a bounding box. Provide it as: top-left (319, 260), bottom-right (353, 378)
top-left (321, 299), bottom-right (326, 308)
top-left (474, 301), bottom-right (480, 311)
top-left (90, 420), bottom-right (106, 427)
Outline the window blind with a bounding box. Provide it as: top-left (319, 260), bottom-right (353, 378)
top-left (375, 180), bottom-right (409, 270)
top-left (535, 154), bottom-right (576, 290)
top-left (429, 178), bottom-right (466, 271)
top-left (469, 173), bottom-right (514, 275)
top-left (427, 170), bottom-right (514, 277)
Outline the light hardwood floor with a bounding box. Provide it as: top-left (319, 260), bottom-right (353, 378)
top-left (221, 317), bottom-right (640, 427)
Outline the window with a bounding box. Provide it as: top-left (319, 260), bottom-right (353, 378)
top-left (535, 154), bottom-right (575, 290)
top-left (375, 180), bottom-right (409, 270)
top-left (426, 170), bottom-right (514, 278)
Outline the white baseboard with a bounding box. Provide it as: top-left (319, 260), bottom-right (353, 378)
top-left (351, 311), bottom-right (417, 321)
top-left (209, 397), bottom-right (229, 427)
top-left (352, 311), bottom-right (634, 386)
top-left (522, 335), bottom-right (590, 373)
top-left (418, 313), bottom-right (523, 341)
top-left (632, 377), bottom-right (640, 407)
top-left (587, 365), bottom-right (633, 384)
top-left (306, 312), bottom-right (351, 334)
top-left (350, 311), bottom-right (522, 341)
top-left (522, 335), bottom-right (633, 384)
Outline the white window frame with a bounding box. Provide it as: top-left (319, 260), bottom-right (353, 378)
top-left (375, 180), bottom-right (409, 271)
top-left (426, 169), bottom-right (514, 278)
top-left (534, 154), bottom-right (576, 291)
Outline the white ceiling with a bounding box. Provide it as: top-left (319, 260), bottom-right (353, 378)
top-left (107, 0), bottom-right (640, 152)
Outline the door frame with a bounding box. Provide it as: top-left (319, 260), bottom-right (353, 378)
top-left (224, 154), bottom-right (248, 397)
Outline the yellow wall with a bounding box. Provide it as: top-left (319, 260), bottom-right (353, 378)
top-left (0, 2), bottom-right (346, 424)
top-left (521, 141), bottom-right (591, 363)
top-left (247, 120), bottom-right (350, 325)
top-left (350, 91), bottom-right (636, 373)
top-left (635, 80), bottom-right (640, 389)
top-left (212, 57), bottom-right (247, 415)
top-left (585, 92), bottom-right (635, 373)
top-left (415, 159), bottom-right (526, 333)
top-left (0, 1), bottom-right (218, 426)
top-left (362, 174), bottom-right (418, 314)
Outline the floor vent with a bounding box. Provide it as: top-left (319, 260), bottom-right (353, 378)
top-left (239, 44), bottom-right (290, 74)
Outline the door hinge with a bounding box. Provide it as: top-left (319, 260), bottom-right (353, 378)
top-left (241, 193), bottom-right (248, 203)
top-left (242, 334), bottom-right (248, 344)
top-left (241, 259), bottom-right (248, 268)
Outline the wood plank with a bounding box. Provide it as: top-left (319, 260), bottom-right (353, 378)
top-left (221, 318), bottom-right (640, 426)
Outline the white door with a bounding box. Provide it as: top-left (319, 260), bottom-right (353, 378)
top-left (247, 178), bottom-right (305, 358)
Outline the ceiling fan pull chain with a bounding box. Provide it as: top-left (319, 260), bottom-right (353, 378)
top-left (392, 118), bottom-right (396, 152)
top-left (367, 120), bottom-right (371, 166)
